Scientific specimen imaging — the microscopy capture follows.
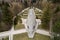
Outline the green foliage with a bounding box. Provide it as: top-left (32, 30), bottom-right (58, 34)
top-left (55, 6), bottom-right (60, 13)
top-left (14, 16), bottom-right (19, 25)
top-left (0, 1), bottom-right (13, 32)
top-left (52, 6), bottom-right (60, 34)
top-left (41, 4), bottom-right (51, 30)
top-left (54, 36), bottom-right (60, 40)
top-left (53, 21), bottom-right (60, 34)
top-left (14, 16), bottom-right (22, 25)
top-left (52, 0), bottom-right (60, 3)
top-left (1, 2), bottom-right (13, 25)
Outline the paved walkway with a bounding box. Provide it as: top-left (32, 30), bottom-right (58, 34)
top-left (0, 29), bottom-right (26, 37)
top-left (0, 28), bottom-right (50, 37)
top-left (36, 29), bottom-right (50, 36)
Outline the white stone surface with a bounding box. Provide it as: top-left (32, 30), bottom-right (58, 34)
top-left (36, 29), bottom-right (50, 36)
top-left (26, 8), bottom-right (37, 38)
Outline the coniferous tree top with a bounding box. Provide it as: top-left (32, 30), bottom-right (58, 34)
top-left (0, 1), bottom-right (13, 32)
top-left (51, 0), bottom-right (60, 3)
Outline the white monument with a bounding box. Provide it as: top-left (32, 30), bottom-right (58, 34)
top-left (21, 7), bottom-right (42, 38)
top-left (26, 8), bottom-right (37, 38)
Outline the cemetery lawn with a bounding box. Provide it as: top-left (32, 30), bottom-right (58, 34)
top-left (13, 33), bottom-right (50, 40)
top-left (14, 23), bottom-right (25, 30)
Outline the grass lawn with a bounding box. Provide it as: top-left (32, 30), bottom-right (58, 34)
top-left (14, 23), bottom-right (25, 30)
top-left (13, 33), bottom-right (50, 40)
top-left (38, 24), bottom-right (50, 31)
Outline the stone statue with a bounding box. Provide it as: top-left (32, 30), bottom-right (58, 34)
top-left (26, 8), bottom-right (37, 38)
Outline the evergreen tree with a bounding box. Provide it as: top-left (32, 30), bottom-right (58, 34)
top-left (41, 2), bottom-right (51, 30)
top-left (52, 0), bottom-right (60, 3)
top-left (0, 1), bottom-right (13, 32)
top-left (53, 6), bottom-right (60, 34)
top-left (2, 2), bottom-right (13, 25)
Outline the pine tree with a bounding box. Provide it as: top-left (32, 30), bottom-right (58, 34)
top-left (2, 2), bottom-right (13, 25)
top-left (0, 1), bottom-right (13, 31)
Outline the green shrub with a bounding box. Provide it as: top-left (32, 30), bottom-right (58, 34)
top-left (0, 1), bottom-right (13, 31)
top-left (41, 3), bottom-right (51, 30)
top-left (14, 16), bottom-right (22, 25)
top-left (52, 6), bottom-right (60, 34)
top-left (52, 0), bottom-right (60, 3)
top-left (53, 21), bottom-right (60, 34)
top-left (54, 34), bottom-right (60, 40)
top-left (2, 2), bottom-right (13, 25)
